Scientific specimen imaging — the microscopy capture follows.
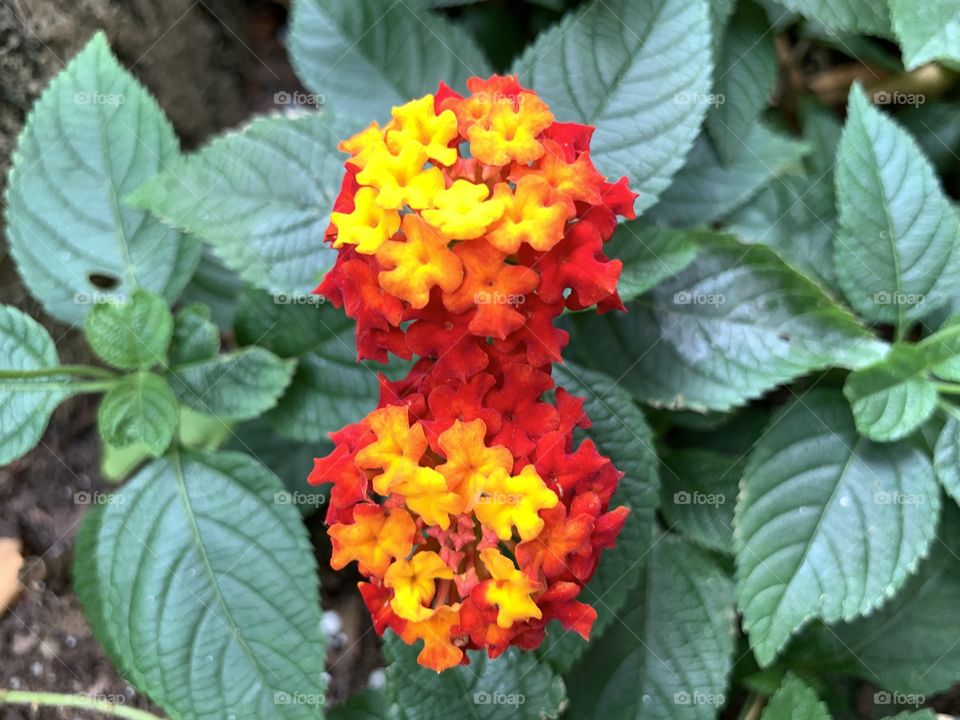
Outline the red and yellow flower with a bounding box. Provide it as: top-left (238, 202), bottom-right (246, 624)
top-left (310, 75), bottom-right (636, 672)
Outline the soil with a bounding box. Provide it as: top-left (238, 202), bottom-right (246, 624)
top-left (0, 1), bottom-right (382, 717)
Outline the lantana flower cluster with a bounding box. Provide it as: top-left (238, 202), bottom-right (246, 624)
top-left (310, 75), bottom-right (636, 671)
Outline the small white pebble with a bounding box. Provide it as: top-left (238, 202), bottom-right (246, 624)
top-left (368, 668), bottom-right (386, 690)
top-left (30, 661), bottom-right (43, 676)
top-left (321, 610), bottom-right (342, 636)
top-left (10, 677), bottom-right (20, 689)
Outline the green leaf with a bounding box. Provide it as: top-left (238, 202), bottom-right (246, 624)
top-left (228, 417), bottom-right (327, 515)
top-left (776, 0), bottom-right (890, 36)
top-left (84, 289), bottom-right (173, 370)
top-left (73, 449), bottom-right (326, 719)
top-left (830, 503), bottom-right (960, 696)
top-left (235, 288), bottom-right (331, 359)
top-left (570, 237), bottom-right (888, 412)
top-left (180, 248), bottom-right (244, 330)
top-left (96, 373), bottom-right (177, 457)
top-left (0, 306), bottom-right (74, 464)
top-left (724, 172), bottom-right (838, 293)
top-left (539, 363), bottom-right (660, 670)
top-left (661, 449), bottom-right (741, 554)
top-left (707, 0), bottom-right (777, 164)
top-left (735, 390), bottom-right (940, 667)
top-left (606, 224), bottom-right (700, 302)
top-left (289, 0), bottom-right (491, 118)
top-left (566, 533), bottom-right (734, 720)
top-left (328, 689), bottom-right (388, 720)
top-left (835, 85), bottom-right (960, 328)
top-left (264, 308), bottom-right (382, 443)
top-left (760, 675), bottom-right (829, 720)
top-left (169, 303), bottom-right (220, 367)
top-left (129, 112), bottom-right (354, 295)
top-left (168, 347), bottom-right (295, 422)
top-left (512, 0), bottom-right (713, 215)
top-left (647, 122), bottom-right (808, 227)
top-left (384, 636), bottom-right (565, 720)
top-left (843, 344), bottom-right (939, 441)
top-left (934, 416), bottom-right (960, 504)
top-left (890, 0), bottom-right (960, 70)
top-left (3, 31), bottom-right (199, 324)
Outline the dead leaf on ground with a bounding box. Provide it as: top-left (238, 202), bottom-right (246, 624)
top-left (0, 537), bottom-right (24, 615)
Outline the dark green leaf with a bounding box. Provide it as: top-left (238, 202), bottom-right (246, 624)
top-left (759, 675), bottom-right (829, 720)
top-left (169, 303), bottom-right (220, 367)
top-left (96, 373), bottom-right (177, 457)
top-left (661, 449), bottom-right (741, 554)
top-left (606, 224), bottom-right (700, 302)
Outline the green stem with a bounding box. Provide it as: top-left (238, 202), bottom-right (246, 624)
top-left (0, 365), bottom-right (116, 380)
top-left (0, 690), bottom-right (166, 720)
top-left (0, 381), bottom-right (117, 393)
top-left (935, 382), bottom-right (960, 395)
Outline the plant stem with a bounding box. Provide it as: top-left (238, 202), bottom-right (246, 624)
top-left (0, 365), bottom-right (116, 380)
top-left (935, 382), bottom-right (960, 396)
top-left (0, 690), bottom-right (166, 720)
top-left (0, 381), bottom-right (116, 393)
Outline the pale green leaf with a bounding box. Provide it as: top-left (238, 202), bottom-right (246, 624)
top-left (289, 0), bottom-right (491, 118)
top-left (73, 449), bottom-right (326, 719)
top-left (890, 0), bottom-right (960, 70)
top-left (169, 303), bottom-right (220, 367)
top-left (96, 372), bottom-right (177, 457)
top-left (84, 289), bottom-right (173, 370)
top-left (4, 31), bottom-right (199, 324)
top-left (835, 85), bottom-right (960, 328)
top-left (843, 344), bottom-right (939, 441)
top-left (777, 0), bottom-right (890, 36)
top-left (168, 347), bottom-right (295, 421)
top-left (570, 237), bottom-right (888, 412)
top-left (0, 306), bottom-right (74, 464)
top-left (735, 390), bottom-right (940, 666)
top-left (512, 0), bottom-right (713, 214)
top-left (934, 416), bottom-right (960, 504)
top-left (384, 636), bottom-right (565, 720)
top-left (130, 112), bottom-right (354, 294)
